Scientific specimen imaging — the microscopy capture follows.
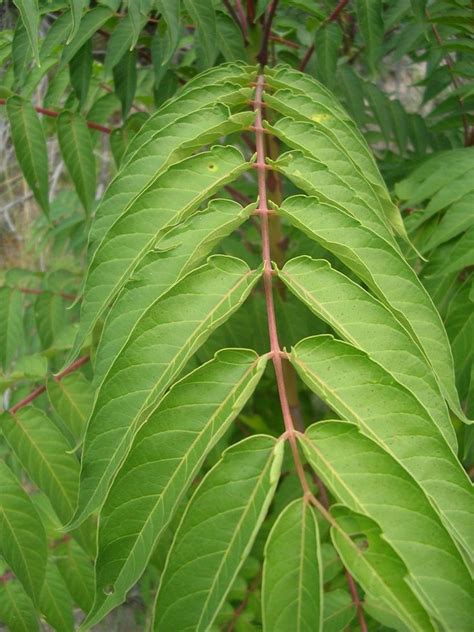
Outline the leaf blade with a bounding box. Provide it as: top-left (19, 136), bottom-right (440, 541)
top-left (72, 256), bottom-right (261, 526)
top-left (6, 96), bottom-right (49, 215)
top-left (152, 435), bottom-right (280, 632)
top-left (262, 498), bottom-right (323, 632)
top-left (85, 349), bottom-right (267, 627)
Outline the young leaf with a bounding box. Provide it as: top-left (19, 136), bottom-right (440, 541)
top-left (0, 578), bottom-right (39, 632)
top-left (57, 111), bottom-right (96, 214)
top-left (279, 195), bottom-right (466, 421)
top-left (0, 460), bottom-right (47, 604)
top-left (84, 349), bottom-right (267, 627)
top-left (356, 0), bottom-right (384, 75)
top-left (291, 335), bottom-right (474, 561)
top-left (152, 435), bottom-right (280, 631)
top-left (72, 256), bottom-right (261, 526)
top-left (330, 506), bottom-right (436, 632)
top-left (1, 407), bottom-right (80, 524)
top-left (6, 96), bottom-right (49, 215)
top-left (262, 498), bottom-right (323, 632)
top-left (13, 0), bottom-right (39, 64)
top-left (300, 421), bottom-right (474, 631)
top-left (279, 255), bottom-right (456, 451)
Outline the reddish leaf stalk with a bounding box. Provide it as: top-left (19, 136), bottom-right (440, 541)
top-left (10, 286), bottom-right (77, 301)
top-left (8, 355), bottom-right (90, 415)
top-left (0, 99), bottom-right (112, 134)
top-left (254, 74), bottom-right (310, 495)
top-left (254, 70), bottom-right (367, 630)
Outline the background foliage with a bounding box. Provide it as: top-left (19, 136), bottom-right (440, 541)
top-left (0, 1), bottom-right (473, 631)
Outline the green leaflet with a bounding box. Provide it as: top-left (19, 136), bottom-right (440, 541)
top-left (0, 578), bottom-right (39, 632)
top-left (71, 143), bottom-right (251, 361)
top-left (68, 0), bottom-right (87, 44)
top-left (69, 40), bottom-right (92, 106)
top-left (322, 589), bottom-right (355, 632)
top-left (279, 255), bottom-right (456, 451)
top-left (216, 12), bottom-right (246, 62)
top-left (315, 23), bottom-right (342, 90)
top-left (262, 498), bottom-right (323, 632)
top-left (113, 49), bottom-right (137, 119)
top-left (1, 407), bottom-right (79, 524)
top-left (55, 538), bottom-right (94, 614)
top-left (6, 96), bottom-right (49, 215)
top-left (263, 71), bottom-right (409, 242)
top-left (124, 63), bottom-right (253, 158)
top-left (330, 506), bottom-right (436, 632)
top-left (13, 0), bottom-right (39, 64)
top-left (396, 148), bottom-right (474, 220)
top-left (155, 0), bottom-right (181, 64)
top-left (270, 149), bottom-right (397, 244)
top-left (104, 14), bottom-right (134, 73)
top-left (183, 0), bottom-right (217, 69)
top-left (355, 0), bottom-right (384, 75)
top-left (47, 373), bottom-right (93, 442)
top-left (39, 560), bottom-right (74, 632)
top-left (0, 460), bottom-right (47, 604)
top-left (0, 287), bottom-right (24, 370)
top-left (57, 111), bottom-right (96, 215)
top-left (84, 349), bottom-right (267, 627)
top-left (291, 335), bottom-right (474, 562)
top-left (91, 100), bottom-right (252, 246)
top-left (422, 196), bottom-right (474, 253)
top-left (300, 421), bottom-right (474, 631)
top-left (152, 435), bottom-right (280, 632)
top-left (446, 279), bottom-right (474, 401)
top-left (264, 70), bottom-right (383, 191)
top-left (397, 148), bottom-right (474, 253)
top-left (266, 117), bottom-right (396, 244)
top-left (279, 195), bottom-right (465, 421)
top-left (72, 256), bottom-right (261, 526)
top-left (94, 198), bottom-right (253, 385)
top-left (60, 6), bottom-right (113, 67)
top-left (34, 292), bottom-right (66, 349)
top-left (40, 12), bottom-right (72, 61)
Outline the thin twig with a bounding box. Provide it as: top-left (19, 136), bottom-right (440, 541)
top-left (223, 0), bottom-right (248, 41)
top-left (299, 0), bottom-right (350, 71)
top-left (254, 74), bottom-right (310, 495)
top-left (0, 99), bottom-right (112, 134)
top-left (256, 1), bottom-right (280, 67)
top-left (7, 355), bottom-right (90, 415)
